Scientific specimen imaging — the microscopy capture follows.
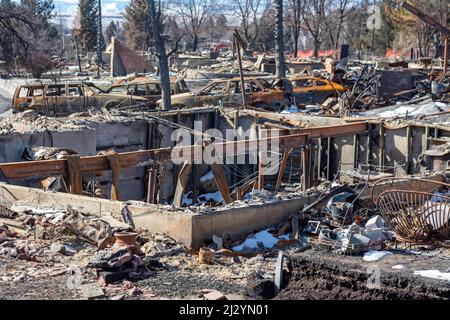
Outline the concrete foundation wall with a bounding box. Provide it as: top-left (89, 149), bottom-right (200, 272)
top-left (0, 183), bottom-right (314, 249)
top-left (191, 196), bottom-right (314, 248)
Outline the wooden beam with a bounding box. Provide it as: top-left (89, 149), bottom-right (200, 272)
top-left (104, 150), bottom-right (121, 201)
top-left (173, 162), bottom-right (193, 207)
top-left (301, 146), bottom-right (310, 191)
top-left (66, 155), bottom-right (82, 195)
top-left (275, 148), bottom-right (292, 192)
top-left (262, 121), bottom-right (367, 139)
top-left (210, 163), bottom-right (233, 204)
top-left (0, 133), bottom-right (308, 180)
top-left (257, 152), bottom-right (265, 190)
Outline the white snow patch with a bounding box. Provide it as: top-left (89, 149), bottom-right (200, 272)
top-left (50, 212), bottom-right (66, 224)
top-left (281, 104), bottom-right (299, 113)
top-left (414, 270), bottom-right (450, 282)
top-left (392, 265), bottom-right (406, 270)
top-left (182, 191), bottom-right (193, 206)
top-left (200, 171), bottom-right (214, 182)
top-left (198, 191), bottom-right (224, 203)
top-left (378, 106), bottom-right (416, 118)
top-left (363, 250), bottom-right (393, 262)
top-left (232, 230), bottom-right (280, 252)
top-left (355, 100), bottom-right (450, 119)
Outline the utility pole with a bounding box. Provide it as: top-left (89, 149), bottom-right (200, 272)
top-left (75, 36), bottom-right (82, 73)
top-left (371, 0), bottom-right (376, 56)
top-left (59, 5), bottom-right (64, 76)
top-left (233, 30), bottom-right (247, 109)
top-left (97, 0), bottom-right (103, 77)
top-left (59, 5), bottom-right (65, 51)
top-left (275, 0), bottom-right (286, 78)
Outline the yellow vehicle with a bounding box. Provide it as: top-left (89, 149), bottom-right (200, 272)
top-left (289, 76), bottom-right (346, 105)
top-left (158, 77), bottom-right (291, 112)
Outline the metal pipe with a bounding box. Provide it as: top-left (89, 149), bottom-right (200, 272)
top-left (444, 38), bottom-right (448, 75)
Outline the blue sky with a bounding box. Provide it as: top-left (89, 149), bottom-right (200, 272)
top-left (53, 0), bottom-right (238, 28)
top-left (54, 0), bottom-right (128, 16)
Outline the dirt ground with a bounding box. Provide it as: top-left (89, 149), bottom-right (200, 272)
top-left (0, 246), bottom-right (276, 300)
top-left (276, 249), bottom-right (450, 300)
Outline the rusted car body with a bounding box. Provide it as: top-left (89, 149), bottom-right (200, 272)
top-left (12, 82), bottom-right (148, 116)
top-left (289, 76), bottom-right (346, 105)
top-left (158, 77), bottom-right (290, 111)
top-left (105, 78), bottom-right (190, 107)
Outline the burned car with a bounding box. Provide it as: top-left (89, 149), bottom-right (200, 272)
top-left (105, 78), bottom-right (190, 107)
top-left (157, 77), bottom-right (292, 111)
top-left (289, 76), bottom-right (346, 105)
top-left (12, 82), bottom-right (148, 116)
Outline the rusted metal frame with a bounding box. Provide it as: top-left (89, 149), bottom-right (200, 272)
top-left (234, 29), bottom-right (247, 109)
top-left (301, 147), bottom-right (309, 191)
top-left (377, 189), bottom-right (450, 241)
top-left (146, 168), bottom-right (156, 204)
top-left (251, 114), bottom-right (368, 137)
top-left (379, 123), bottom-right (385, 169)
top-left (308, 142), bottom-right (313, 188)
top-left (304, 122), bottom-right (367, 139)
top-left (371, 176), bottom-right (448, 204)
top-left (366, 123), bottom-right (373, 165)
top-left (232, 112), bottom-right (239, 188)
top-left (425, 126), bottom-right (430, 152)
top-left (406, 125), bottom-right (412, 174)
top-left (327, 137), bottom-right (332, 181)
top-left (401, 1), bottom-right (450, 38)
top-left (353, 134), bottom-right (358, 171)
top-left (317, 138), bottom-right (322, 181)
top-left (301, 136), bottom-right (311, 191)
top-left (366, 120), bottom-right (450, 134)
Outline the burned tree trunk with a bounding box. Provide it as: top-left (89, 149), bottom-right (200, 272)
top-left (293, 30), bottom-right (299, 58)
top-left (314, 40), bottom-right (320, 58)
top-left (193, 34), bottom-right (199, 52)
top-left (149, 0), bottom-right (171, 110)
top-left (275, 0), bottom-right (285, 77)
